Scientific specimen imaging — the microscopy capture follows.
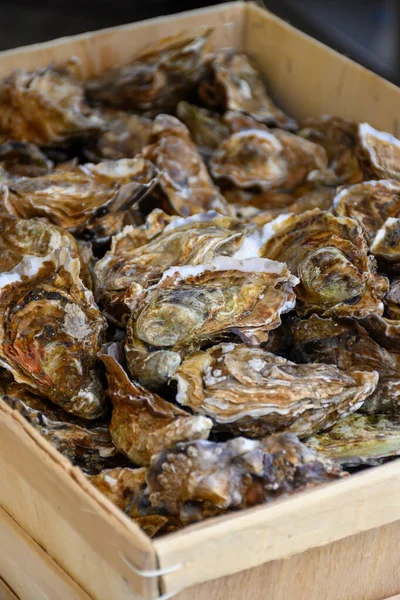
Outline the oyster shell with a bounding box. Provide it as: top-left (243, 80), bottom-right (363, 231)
top-left (0, 61), bottom-right (103, 145)
top-left (298, 116), bottom-right (363, 184)
top-left (358, 123), bottom-right (400, 180)
top-left (1, 380), bottom-right (120, 474)
top-left (306, 413), bottom-right (400, 467)
top-left (385, 279), bottom-right (400, 319)
top-left (126, 256), bottom-right (298, 386)
top-left (260, 209), bottom-right (388, 317)
top-left (86, 28), bottom-right (212, 113)
top-left (146, 434), bottom-right (344, 525)
top-left (99, 342), bottom-right (212, 466)
top-left (334, 180), bottom-right (400, 244)
top-left (0, 248), bottom-right (107, 418)
top-left (173, 342), bottom-right (378, 438)
top-left (94, 209), bottom-right (248, 325)
top-left (0, 141), bottom-right (53, 177)
top-left (371, 217), bottom-right (400, 262)
top-left (86, 108), bottom-right (152, 161)
top-left (142, 114), bottom-right (232, 216)
top-left (176, 101), bottom-right (230, 160)
top-left (0, 157), bottom-right (157, 234)
top-left (197, 51), bottom-right (297, 129)
top-left (209, 129), bottom-right (329, 193)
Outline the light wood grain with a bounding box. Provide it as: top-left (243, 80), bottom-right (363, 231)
top-left (0, 577), bottom-right (19, 600)
top-left (0, 506), bottom-right (91, 600)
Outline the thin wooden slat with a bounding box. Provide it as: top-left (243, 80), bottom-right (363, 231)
top-left (245, 3), bottom-right (400, 133)
top-left (0, 506), bottom-right (91, 600)
top-left (0, 577), bottom-right (19, 600)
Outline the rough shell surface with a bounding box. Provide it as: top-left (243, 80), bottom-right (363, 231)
top-left (358, 123), bottom-right (400, 181)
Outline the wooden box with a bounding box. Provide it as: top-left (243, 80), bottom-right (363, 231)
top-left (1, 3), bottom-right (400, 599)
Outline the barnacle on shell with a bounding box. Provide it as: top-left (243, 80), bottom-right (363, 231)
top-left (173, 342), bottom-right (378, 438)
top-left (99, 342), bottom-right (212, 466)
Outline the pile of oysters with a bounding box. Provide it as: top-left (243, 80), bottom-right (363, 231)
top-left (2, 28), bottom-right (400, 536)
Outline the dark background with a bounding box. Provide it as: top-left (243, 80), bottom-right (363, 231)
top-left (1, 0), bottom-right (400, 85)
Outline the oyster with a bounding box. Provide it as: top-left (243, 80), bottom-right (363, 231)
top-left (209, 129), bottom-right (329, 193)
top-left (0, 61), bottom-right (103, 145)
top-left (0, 157), bottom-right (157, 234)
top-left (176, 101), bottom-right (230, 160)
top-left (306, 414), bottom-right (400, 467)
top-left (334, 180), bottom-right (400, 244)
top-left (260, 209), bottom-right (388, 317)
top-left (197, 51), bottom-right (297, 129)
top-left (358, 123), bottom-right (400, 180)
top-left (146, 434), bottom-right (344, 525)
top-left (385, 279), bottom-right (400, 319)
top-left (99, 343), bottom-right (212, 466)
top-left (142, 114), bottom-right (232, 216)
top-left (0, 141), bottom-right (53, 177)
top-left (94, 209), bottom-right (248, 324)
top-left (173, 342), bottom-right (378, 438)
top-left (86, 28), bottom-right (212, 113)
top-left (126, 256), bottom-right (298, 388)
top-left (0, 248), bottom-right (107, 418)
top-left (1, 380), bottom-right (120, 474)
top-left (86, 108), bottom-right (152, 161)
top-left (298, 116), bottom-right (363, 184)
top-left (371, 217), bottom-right (400, 262)
top-left (289, 314), bottom-right (400, 416)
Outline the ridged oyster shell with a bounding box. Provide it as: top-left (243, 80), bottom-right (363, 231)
top-left (173, 342), bottom-right (378, 438)
top-left (259, 209), bottom-right (388, 317)
top-left (197, 50), bottom-right (297, 129)
top-left (86, 28), bottom-right (212, 113)
top-left (0, 60), bottom-right (103, 145)
top-left (358, 123), bottom-right (400, 180)
top-left (0, 248), bottom-right (107, 418)
top-left (146, 434), bottom-right (344, 525)
top-left (306, 413), bottom-right (400, 467)
top-left (0, 141), bottom-right (53, 177)
top-left (99, 342), bottom-right (212, 466)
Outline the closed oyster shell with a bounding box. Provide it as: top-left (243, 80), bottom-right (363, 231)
top-left (358, 123), bottom-right (400, 181)
top-left (127, 256), bottom-right (298, 372)
top-left (142, 114), bottom-right (232, 216)
top-left (0, 61), bottom-right (103, 145)
top-left (94, 209), bottom-right (248, 324)
top-left (306, 414), bottom-right (400, 467)
top-left (334, 180), bottom-right (400, 244)
top-left (298, 116), bottom-right (363, 185)
top-left (289, 314), bottom-right (400, 416)
top-left (173, 342), bottom-right (377, 438)
top-left (0, 157), bottom-right (157, 233)
top-left (99, 342), bottom-right (212, 466)
top-left (260, 209), bottom-right (388, 317)
top-left (370, 217), bottom-right (400, 262)
top-left (385, 279), bottom-right (400, 319)
top-left (86, 108), bottom-right (152, 161)
top-left (197, 51), bottom-right (297, 129)
top-left (209, 129), bottom-right (329, 193)
top-left (0, 248), bottom-right (107, 418)
top-left (86, 28), bottom-right (212, 113)
top-left (1, 380), bottom-right (121, 474)
top-left (146, 434), bottom-right (344, 525)
top-left (0, 141), bottom-right (53, 177)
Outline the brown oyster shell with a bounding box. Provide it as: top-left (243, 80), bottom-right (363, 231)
top-left (99, 342), bottom-right (212, 466)
top-left (298, 116), bottom-right (363, 185)
top-left (0, 141), bottom-right (53, 177)
top-left (385, 279), bottom-right (400, 319)
top-left (197, 51), bottom-right (297, 129)
top-left (334, 180), bottom-right (400, 244)
top-left (142, 114), bottom-right (232, 216)
top-left (176, 101), bottom-right (230, 160)
top-left (146, 434), bottom-right (344, 525)
top-left (306, 413), bottom-right (400, 467)
top-left (370, 217), bottom-right (400, 262)
top-left (260, 209), bottom-right (388, 317)
top-left (0, 157), bottom-right (157, 233)
top-left (0, 61), bottom-right (103, 145)
top-left (173, 342), bottom-right (378, 438)
top-left (0, 248), bottom-right (107, 418)
top-left (94, 209), bottom-right (248, 325)
top-left (1, 380), bottom-right (121, 474)
top-left (86, 108), bottom-right (152, 161)
top-left (86, 28), bottom-right (212, 113)
top-left (289, 314), bottom-right (400, 416)
top-left (209, 128), bottom-right (329, 193)
top-left (358, 123), bottom-right (400, 181)
top-left (126, 256), bottom-right (298, 370)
